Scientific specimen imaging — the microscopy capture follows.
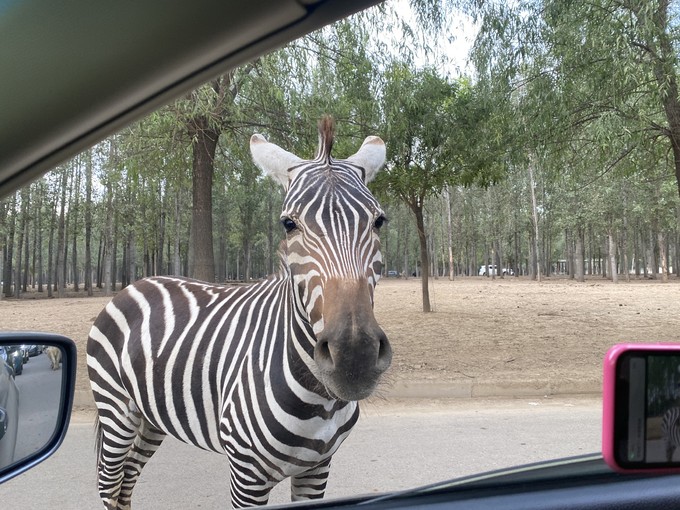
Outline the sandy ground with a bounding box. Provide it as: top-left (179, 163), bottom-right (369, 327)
top-left (2, 276), bottom-right (680, 407)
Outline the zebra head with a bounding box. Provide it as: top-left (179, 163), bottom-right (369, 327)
top-left (250, 117), bottom-right (392, 401)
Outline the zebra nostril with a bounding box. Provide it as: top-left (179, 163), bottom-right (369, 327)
top-left (376, 334), bottom-right (392, 371)
top-left (315, 340), bottom-right (334, 370)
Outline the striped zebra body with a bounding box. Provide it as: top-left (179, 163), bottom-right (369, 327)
top-left (662, 407), bottom-right (680, 462)
top-left (88, 117), bottom-right (391, 509)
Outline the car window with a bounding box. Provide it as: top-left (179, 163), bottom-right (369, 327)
top-left (2, 0), bottom-right (680, 507)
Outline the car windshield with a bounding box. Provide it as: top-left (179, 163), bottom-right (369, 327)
top-left (1, 0), bottom-right (680, 507)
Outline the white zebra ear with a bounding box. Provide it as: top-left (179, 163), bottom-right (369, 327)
top-left (346, 136), bottom-right (386, 183)
top-left (250, 134), bottom-right (304, 189)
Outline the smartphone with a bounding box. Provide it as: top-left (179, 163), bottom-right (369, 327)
top-left (603, 343), bottom-right (680, 473)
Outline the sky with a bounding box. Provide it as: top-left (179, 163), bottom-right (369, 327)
top-left (390, 0), bottom-right (479, 77)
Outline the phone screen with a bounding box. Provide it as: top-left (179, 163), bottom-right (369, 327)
top-left (615, 351), bottom-right (680, 468)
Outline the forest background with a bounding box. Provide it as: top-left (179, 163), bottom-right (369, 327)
top-left (2, 0), bottom-right (680, 314)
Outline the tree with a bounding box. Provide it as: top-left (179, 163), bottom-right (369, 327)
top-left (170, 69), bottom-right (255, 282)
top-left (467, 0), bottom-right (680, 197)
top-left (55, 166), bottom-right (68, 298)
top-left (376, 65), bottom-right (450, 311)
top-left (377, 63), bottom-right (508, 310)
top-left (84, 149), bottom-right (93, 296)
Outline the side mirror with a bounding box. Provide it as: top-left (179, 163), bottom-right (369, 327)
top-left (0, 332), bottom-right (76, 484)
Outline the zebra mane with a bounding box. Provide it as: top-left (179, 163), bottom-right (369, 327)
top-left (316, 115), bottom-right (335, 162)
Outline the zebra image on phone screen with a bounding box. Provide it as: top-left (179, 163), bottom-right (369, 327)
top-left (87, 117), bottom-right (392, 509)
top-left (662, 407), bottom-right (680, 462)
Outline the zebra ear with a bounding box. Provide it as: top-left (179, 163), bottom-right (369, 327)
top-left (250, 134), bottom-right (303, 189)
top-left (346, 136), bottom-right (386, 184)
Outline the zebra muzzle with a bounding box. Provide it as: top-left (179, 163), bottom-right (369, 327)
top-left (314, 327), bottom-right (391, 401)
top-left (313, 279), bottom-right (392, 401)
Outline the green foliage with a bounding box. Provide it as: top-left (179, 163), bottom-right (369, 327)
top-left (4, 1), bottom-right (680, 296)
top-left (467, 0), bottom-right (680, 193)
top-left (375, 62), bottom-right (510, 213)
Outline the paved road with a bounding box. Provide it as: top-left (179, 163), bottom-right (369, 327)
top-left (13, 352), bottom-right (63, 460)
top-left (0, 396), bottom-right (602, 509)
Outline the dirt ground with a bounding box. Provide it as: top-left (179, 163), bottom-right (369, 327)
top-left (2, 276), bottom-right (680, 406)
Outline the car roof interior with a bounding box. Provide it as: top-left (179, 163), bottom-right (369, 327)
top-left (7, 1), bottom-right (680, 508)
top-left (0, 0), bottom-right (379, 198)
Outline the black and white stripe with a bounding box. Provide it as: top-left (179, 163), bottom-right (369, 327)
top-left (662, 407), bottom-right (680, 462)
top-left (87, 117), bottom-right (392, 509)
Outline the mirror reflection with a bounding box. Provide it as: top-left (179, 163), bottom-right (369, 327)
top-left (0, 344), bottom-right (63, 471)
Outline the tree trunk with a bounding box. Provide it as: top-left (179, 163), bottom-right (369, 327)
top-left (158, 209), bottom-right (165, 277)
top-left (121, 238), bottom-right (128, 288)
top-left (267, 183), bottom-right (275, 276)
top-left (587, 227), bottom-right (593, 276)
top-left (31, 196), bottom-right (38, 289)
top-left (497, 240), bottom-right (505, 279)
top-left (173, 187), bottom-right (182, 276)
top-left (22, 195), bottom-right (29, 292)
top-left (15, 189), bottom-right (28, 298)
top-left (514, 230), bottom-right (520, 276)
top-left (104, 179), bottom-right (114, 297)
top-left (0, 200), bottom-right (6, 301)
top-left (659, 232), bottom-right (669, 282)
top-left (565, 230), bottom-right (572, 279)
top-left (622, 196), bottom-right (630, 282)
top-left (128, 234), bottom-right (137, 285)
top-left (411, 202), bottom-right (431, 312)
top-left (645, 231), bottom-right (653, 278)
top-left (608, 230), bottom-right (618, 284)
top-left (3, 193), bottom-right (16, 297)
top-left (384, 223), bottom-right (390, 277)
top-left (402, 220), bottom-right (409, 278)
top-left (218, 235), bottom-right (226, 282)
top-left (47, 196), bottom-right (56, 298)
top-left (71, 165), bottom-right (80, 292)
top-left (56, 168), bottom-right (68, 298)
top-left (187, 118), bottom-right (219, 283)
top-left (37, 184), bottom-right (44, 293)
top-left (63, 166), bottom-right (74, 292)
top-left (575, 229), bottom-right (585, 282)
top-left (434, 234), bottom-right (438, 277)
top-left (96, 234), bottom-right (103, 289)
top-left (676, 207), bottom-right (680, 276)
top-left (528, 162), bottom-right (542, 282)
top-left (243, 239), bottom-right (252, 282)
top-left (645, 1), bottom-right (680, 199)
top-left (85, 151), bottom-right (93, 296)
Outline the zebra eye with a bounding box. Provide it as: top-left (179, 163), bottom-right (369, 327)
top-left (374, 215), bottom-right (387, 230)
top-left (281, 217), bottom-right (297, 233)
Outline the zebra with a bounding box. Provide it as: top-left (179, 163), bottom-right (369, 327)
top-left (662, 406), bottom-right (680, 462)
top-left (87, 116), bottom-right (392, 509)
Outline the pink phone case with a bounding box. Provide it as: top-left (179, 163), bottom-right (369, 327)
top-left (602, 343), bottom-right (680, 473)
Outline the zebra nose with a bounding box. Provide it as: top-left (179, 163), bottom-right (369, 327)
top-left (314, 325), bottom-right (392, 375)
top-left (313, 326), bottom-right (391, 401)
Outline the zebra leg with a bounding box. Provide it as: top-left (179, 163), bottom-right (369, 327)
top-left (290, 458), bottom-right (332, 502)
top-left (115, 419), bottom-right (167, 508)
top-left (667, 441), bottom-right (676, 462)
top-left (94, 402), bottom-right (143, 509)
top-left (94, 400), bottom-right (165, 509)
top-left (228, 461), bottom-right (278, 508)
